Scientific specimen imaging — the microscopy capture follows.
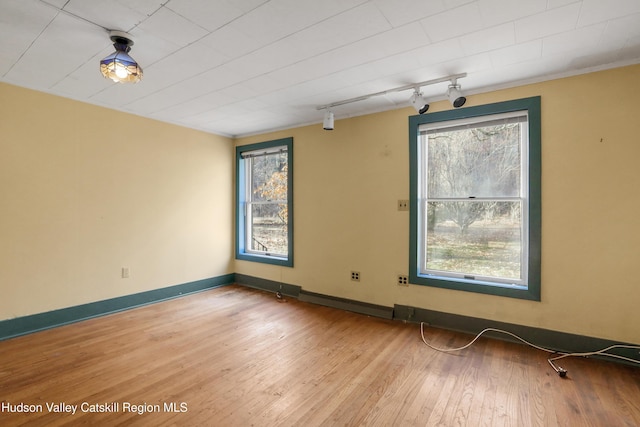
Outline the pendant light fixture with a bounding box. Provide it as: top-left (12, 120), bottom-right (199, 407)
top-left (100, 30), bottom-right (143, 83)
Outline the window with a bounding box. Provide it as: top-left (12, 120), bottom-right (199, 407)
top-left (236, 137), bottom-right (293, 266)
top-left (409, 97), bottom-right (541, 300)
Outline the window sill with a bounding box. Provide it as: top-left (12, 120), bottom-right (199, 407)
top-left (410, 273), bottom-right (539, 301)
top-left (236, 252), bottom-right (293, 267)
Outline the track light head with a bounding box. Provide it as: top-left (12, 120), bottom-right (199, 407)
top-left (409, 89), bottom-right (429, 114)
top-left (323, 110), bottom-right (334, 130)
top-left (447, 83), bottom-right (466, 108)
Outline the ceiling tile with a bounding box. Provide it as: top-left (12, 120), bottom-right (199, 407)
top-left (124, 83), bottom-right (202, 114)
top-left (143, 40), bottom-right (230, 85)
top-left (489, 40), bottom-right (542, 67)
top-left (546, 0), bottom-right (579, 8)
top-left (372, 0), bottom-right (447, 27)
top-left (347, 51), bottom-right (424, 84)
top-left (124, 27), bottom-right (182, 67)
top-left (239, 74), bottom-right (290, 97)
top-left (443, 0), bottom-right (476, 8)
top-left (41, 0), bottom-right (69, 8)
top-left (0, 1), bottom-right (58, 76)
top-left (617, 38), bottom-right (640, 63)
top-left (166, 0), bottom-right (268, 31)
top-left (280, 2), bottom-right (393, 61)
top-left (577, 0), bottom-right (640, 27)
top-left (2, 0), bottom-right (640, 137)
top-left (438, 51), bottom-right (493, 77)
top-left (51, 51), bottom-right (114, 98)
top-left (601, 13), bottom-right (640, 45)
top-left (267, 22), bottom-right (432, 90)
top-left (458, 23), bottom-right (515, 56)
top-left (413, 38), bottom-right (466, 68)
top-left (198, 23), bottom-right (262, 58)
top-left (568, 49), bottom-right (623, 70)
top-left (542, 23), bottom-right (606, 57)
top-left (477, 0), bottom-right (546, 27)
top-left (225, 2), bottom-right (393, 78)
top-left (89, 79), bottom-right (153, 107)
top-left (152, 90), bottom-right (239, 120)
top-left (514, 3), bottom-right (581, 43)
top-left (134, 7), bottom-right (209, 47)
top-left (420, 2), bottom-right (485, 42)
top-left (4, 13), bottom-right (105, 89)
top-left (172, 63), bottom-right (255, 97)
top-left (63, 0), bottom-right (165, 32)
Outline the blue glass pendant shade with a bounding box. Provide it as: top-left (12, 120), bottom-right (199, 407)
top-left (100, 40), bottom-right (143, 83)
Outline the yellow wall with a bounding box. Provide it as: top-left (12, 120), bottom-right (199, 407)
top-left (236, 64), bottom-right (640, 344)
top-left (0, 83), bottom-right (234, 319)
top-left (2, 64), bottom-right (638, 345)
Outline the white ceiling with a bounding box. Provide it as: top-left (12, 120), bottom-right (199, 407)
top-left (2, 0), bottom-right (639, 137)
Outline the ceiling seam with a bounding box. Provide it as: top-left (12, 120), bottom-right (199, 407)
top-left (117, 1), bottom-right (414, 116)
top-left (3, 5), bottom-right (59, 79)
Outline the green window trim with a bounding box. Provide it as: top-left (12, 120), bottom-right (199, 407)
top-left (236, 137), bottom-right (294, 267)
top-left (409, 97), bottom-right (541, 300)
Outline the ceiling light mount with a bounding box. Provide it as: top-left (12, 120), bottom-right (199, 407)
top-left (100, 30), bottom-right (143, 84)
top-left (109, 30), bottom-right (134, 49)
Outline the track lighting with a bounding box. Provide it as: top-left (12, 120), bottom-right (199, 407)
top-left (447, 79), bottom-right (466, 108)
top-left (409, 89), bottom-right (429, 114)
top-left (323, 110), bottom-right (334, 131)
top-left (316, 73), bottom-right (467, 128)
top-left (100, 30), bottom-right (143, 83)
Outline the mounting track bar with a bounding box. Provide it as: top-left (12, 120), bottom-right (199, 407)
top-left (316, 73), bottom-right (467, 110)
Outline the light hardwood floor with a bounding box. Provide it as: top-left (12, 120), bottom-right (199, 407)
top-left (1, 284), bottom-right (639, 426)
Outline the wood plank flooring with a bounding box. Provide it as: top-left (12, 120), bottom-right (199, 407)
top-left (1, 284), bottom-right (639, 426)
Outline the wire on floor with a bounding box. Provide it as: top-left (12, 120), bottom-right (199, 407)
top-left (420, 322), bottom-right (640, 378)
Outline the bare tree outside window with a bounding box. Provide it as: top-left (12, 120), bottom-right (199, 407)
top-left (248, 152), bottom-right (289, 256)
top-left (236, 137), bottom-right (293, 267)
top-left (423, 117), bottom-right (525, 282)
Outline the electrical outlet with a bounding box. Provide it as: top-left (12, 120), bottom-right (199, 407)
top-left (351, 271), bottom-right (360, 282)
top-left (121, 267), bottom-right (130, 279)
top-left (397, 275), bottom-right (408, 286)
top-left (397, 200), bottom-right (409, 211)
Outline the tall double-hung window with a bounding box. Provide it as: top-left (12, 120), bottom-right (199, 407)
top-left (236, 137), bottom-right (293, 266)
top-left (409, 97), bottom-right (541, 300)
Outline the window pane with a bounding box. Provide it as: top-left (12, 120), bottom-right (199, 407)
top-left (425, 201), bottom-right (522, 281)
top-left (251, 153), bottom-right (288, 203)
top-left (250, 203), bottom-right (288, 255)
top-left (426, 122), bottom-right (522, 198)
top-left (410, 98), bottom-right (540, 299)
top-left (236, 137), bottom-right (293, 267)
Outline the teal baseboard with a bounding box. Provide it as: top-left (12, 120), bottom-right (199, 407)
top-left (394, 304), bottom-right (640, 365)
top-left (299, 290), bottom-right (393, 320)
top-left (233, 274), bottom-right (393, 320)
top-left (0, 274), bottom-right (235, 342)
top-left (234, 273), bottom-right (302, 297)
top-left (3, 274), bottom-right (637, 366)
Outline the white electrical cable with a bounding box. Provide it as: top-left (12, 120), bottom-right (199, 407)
top-left (420, 322), bottom-right (640, 377)
top-left (420, 323), bottom-right (557, 354)
top-left (548, 344), bottom-right (640, 365)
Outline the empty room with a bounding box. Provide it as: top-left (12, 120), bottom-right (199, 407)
top-left (1, 0), bottom-right (639, 425)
